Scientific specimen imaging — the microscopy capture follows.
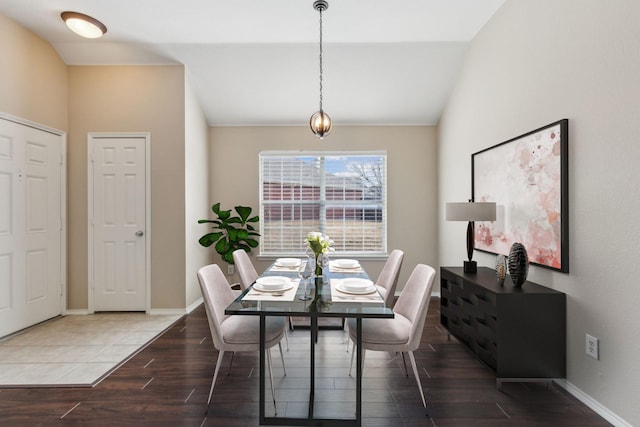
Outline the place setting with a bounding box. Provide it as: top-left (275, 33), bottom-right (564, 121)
top-left (269, 257), bottom-right (304, 272)
top-left (330, 278), bottom-right (383, 302)
top-left (329, 259), bottom-right (364, 273)
top-left (243, 276), bottom-right (300, 301)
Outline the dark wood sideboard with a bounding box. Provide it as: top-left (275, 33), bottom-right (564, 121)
top-left (440, 267), bottom-right (566, 388)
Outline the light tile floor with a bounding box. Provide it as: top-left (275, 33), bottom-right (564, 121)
top-left (0, 313), bottom-right (181, 387)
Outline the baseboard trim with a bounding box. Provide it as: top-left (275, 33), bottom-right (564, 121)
top-left (186, 298), bottom-right (203, 314)
top-left (554, 379), bottom-right (631, 427)
top-left (64, 309), bottom-right (90, 315)
top-left (148, 308), bottom-right (188, 316)
top-left (65, 302), bottom-right (203, 317)
top-left (147, 298), bottom-right (203, 316)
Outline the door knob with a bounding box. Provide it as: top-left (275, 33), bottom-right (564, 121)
top-left (135, 231), bottom-right (144, 237)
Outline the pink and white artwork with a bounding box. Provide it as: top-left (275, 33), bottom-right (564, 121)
top-left (473, 119), bottom-right (568, 272)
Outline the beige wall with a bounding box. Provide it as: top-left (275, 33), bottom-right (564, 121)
top-left (67, 65), bottom-right (187, 310)
top-left (208, 126), bottom-right (438, 290)
top-left (0, 14), bottom-right (67, 131)
top-left (184, 76), bottom-right (211, 308)
top-left (438, 1), bottom-right (640, 425)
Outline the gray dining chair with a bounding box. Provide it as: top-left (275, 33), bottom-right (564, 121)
top-left (232, 249), bottom-right (259, 291)
top-left (344, 249), bottom-right (404, 349)
top-left (347, 263), bottom-right (436, 408)
top-left (375, 249), bottom-right (404, 308)
top-left (233, 248), bottom-right (293, 346)
top-left (198, 263), bottom-right (287, 412)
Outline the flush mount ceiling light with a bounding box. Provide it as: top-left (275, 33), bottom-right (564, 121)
top-left (309, 0), bottom-right (332, 139)
top-left (61, 11), bottom-right (107, 39)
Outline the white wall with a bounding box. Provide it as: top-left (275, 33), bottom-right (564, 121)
top-left (438, 1), bottom-right (640, 425)
top-left (184, 75), bottom-right (211, 309)
top-left (68, 66), bottom-right (187, 310)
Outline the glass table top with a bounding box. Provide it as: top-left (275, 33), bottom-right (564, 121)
top-left (225, 261), bottom-right (394, 319)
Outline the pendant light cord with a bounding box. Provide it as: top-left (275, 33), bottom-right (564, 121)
top-left (318, 7), bottom-right (324, 112)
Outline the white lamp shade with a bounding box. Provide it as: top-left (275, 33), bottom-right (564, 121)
top-left (61, 12), bottom-right (107, 39)
top-left (445, 202), bottom-right (496, 222)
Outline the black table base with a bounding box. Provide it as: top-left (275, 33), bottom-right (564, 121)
top-left (259, 315), bottom-right (363, 426)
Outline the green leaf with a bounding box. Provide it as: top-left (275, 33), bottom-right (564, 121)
top-left (217, 209), bottom-right (231, 220)
top-left (222, 252), bottom-right (235, 264)
top-left (197, 219), bottom-right (216, 224)
top-left (235, 206), bottom-right (252, 222)
top-left (211, 202), bottom-right (221, 215)
top-left (198, 232), bottom-right (222, 247)
top-left (215, 238), bottom-right (230, 255)
top-left (227, 228), bottom-right (239, 242)
top-left (246, 238), bottom-right (259, 248)
top-left (247, 215), bottom-right (260, 223)
top-left (237, 243), bottom-right (251, 252)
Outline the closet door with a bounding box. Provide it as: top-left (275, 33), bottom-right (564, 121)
top-left (0, 117), bottom-right (63, 337)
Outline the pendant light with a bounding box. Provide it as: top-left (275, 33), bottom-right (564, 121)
top-left (61, 11), bottom-right (107, 39)
top-left (310, 0), bottom-right (332, 139)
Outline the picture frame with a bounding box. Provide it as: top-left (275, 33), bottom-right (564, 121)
top-left (472, 119), bottom-right (569, 272)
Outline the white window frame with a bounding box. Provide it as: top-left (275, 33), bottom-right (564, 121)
top-left (259, 151), bottom-right (387, 258)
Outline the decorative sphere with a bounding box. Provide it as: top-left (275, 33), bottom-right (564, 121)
top-left (508, 242), bottom-right (529, 287)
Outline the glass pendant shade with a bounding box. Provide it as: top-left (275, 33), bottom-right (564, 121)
top-left (310, 110), bottom-right (332, 138)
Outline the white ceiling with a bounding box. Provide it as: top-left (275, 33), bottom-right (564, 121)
top-left (0, 0), bottom-right (505, 126)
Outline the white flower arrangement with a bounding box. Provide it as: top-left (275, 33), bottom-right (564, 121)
top-left (304, 232), bottom-right (335, 256)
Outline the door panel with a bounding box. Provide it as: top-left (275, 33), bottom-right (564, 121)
top-left (91, 136), bottom-right (146, 311)
top-left (0, 117), bottom-right (63, 337)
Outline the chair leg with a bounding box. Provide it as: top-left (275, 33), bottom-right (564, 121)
top-left (278, 341), bottom-right (287, 376)
top-left (345, 323), bottom-right (350, 351)
top-left (266, 348), bottom-right (277, 414)
top-left (284, 328), bottom-right (289, 351)
top-left (401, 351), bottom-right (409, 376)
top-left (349, 341), bottom-right (356, 376)
top-left (408, 351), bottom-right (427, 408)
top-left (227, 351), bottom-right (235, 375)
top-left (207, 350), bottom-right (225, 406)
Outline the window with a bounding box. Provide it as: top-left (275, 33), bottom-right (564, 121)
top-left (260, 151), bottom-right (387, 257)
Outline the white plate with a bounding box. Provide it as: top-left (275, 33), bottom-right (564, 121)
top-left (275, 258), bottom-right (301, 267)
top-left (253, 281), bottom-right (294, 293)
top-left (332, 259), bottom-right (360, 269)
top-left (255, 276), bottom-right (290, 290)
top-left (341, 278), bottom-right (373, 292)
top-left (336, 283), bottom-right (377, 295)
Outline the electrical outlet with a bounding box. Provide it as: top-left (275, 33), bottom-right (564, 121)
top-left (586, 334), bottom-right (599, 360)
top-left (227, 264), bottom-right (235, 275)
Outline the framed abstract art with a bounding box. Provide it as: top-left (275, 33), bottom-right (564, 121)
top-left (472, 119), bottom-right (569, 272)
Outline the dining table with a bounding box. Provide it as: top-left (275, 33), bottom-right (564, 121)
top-left (225, 258), bottom-right (394, 427)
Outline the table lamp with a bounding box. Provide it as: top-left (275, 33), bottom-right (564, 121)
top-left (445, 201), bottom-right (496, 273)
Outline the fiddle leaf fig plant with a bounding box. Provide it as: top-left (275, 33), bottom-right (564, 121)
top-left (197, 203), bottom-right (260, 264)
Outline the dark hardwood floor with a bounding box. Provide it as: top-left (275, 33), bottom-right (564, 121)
top-left (0, 299), bottom-right (611, 426)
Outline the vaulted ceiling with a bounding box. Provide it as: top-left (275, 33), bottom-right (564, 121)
top-left (0, 0), bottom-right (505, 126)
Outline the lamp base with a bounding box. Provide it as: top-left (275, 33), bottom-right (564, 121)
top-left (464, 260), bottom-right (477, 274)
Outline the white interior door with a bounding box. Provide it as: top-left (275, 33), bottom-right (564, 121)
top-left (0, 117), bottom-right (63, 337)
top-left (90, 134), bottom-right (148, 312)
